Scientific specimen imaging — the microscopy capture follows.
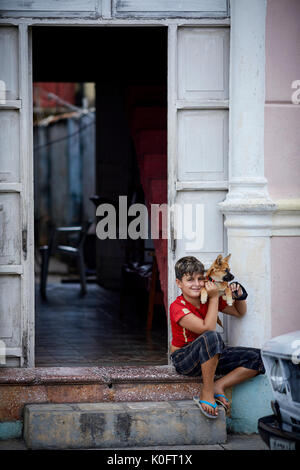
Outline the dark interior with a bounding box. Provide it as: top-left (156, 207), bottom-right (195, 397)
top-left (33, 27), bottom-right (167, 84)
top-left (32, 26), bottom-right (169, 367)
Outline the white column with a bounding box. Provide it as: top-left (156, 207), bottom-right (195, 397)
top-left (219, 0), bottom-right (276, 348)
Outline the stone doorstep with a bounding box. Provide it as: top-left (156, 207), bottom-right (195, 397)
top-left (0, 365), bottom-right (202, 386)
top-left (23, 400), bottom-right (227, 449)
top-left (1, 366), bottom-right (222, 423)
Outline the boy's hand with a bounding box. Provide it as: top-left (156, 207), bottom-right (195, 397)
top-left (230, 282), bottom-right (243, 299)
top-left (205, 281), bottom-right (219, 299)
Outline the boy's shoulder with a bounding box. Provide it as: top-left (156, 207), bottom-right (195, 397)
top-left (170, 294), bottom-right (187, 311)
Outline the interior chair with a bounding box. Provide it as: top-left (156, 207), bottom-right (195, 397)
top-left (39, 219), bottom-right (92, 299)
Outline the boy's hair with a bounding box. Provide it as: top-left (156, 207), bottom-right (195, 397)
top-left (175, 256), bottom-right (205, 281)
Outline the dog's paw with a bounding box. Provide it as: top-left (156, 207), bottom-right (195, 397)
top-left (225, 287), bottom-right (233, 306)
top-left (200, 288), bottom-right (208, 304)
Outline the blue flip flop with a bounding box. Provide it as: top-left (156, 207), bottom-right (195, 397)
top-left (193, 396), bottom-right (218, 419)
top-left (214, 394), bottom-right (229, 411)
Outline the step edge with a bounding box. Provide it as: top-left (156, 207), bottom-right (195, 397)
top-left (0, 365), bottom-right (210, 386)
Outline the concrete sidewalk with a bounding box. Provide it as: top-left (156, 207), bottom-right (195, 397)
top-left (0, 434), bottom-right (269, 450)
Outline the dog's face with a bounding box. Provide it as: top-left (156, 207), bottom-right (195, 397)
top-left (206, 254), bottom-right (234, 283)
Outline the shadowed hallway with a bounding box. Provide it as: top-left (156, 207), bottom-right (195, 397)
top-left (35, 282), bottom-right (168, 367)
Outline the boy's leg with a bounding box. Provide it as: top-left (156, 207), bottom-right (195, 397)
top-left (200, 354), bottom-right (220, 416)
top-left (170, 331), bottom-right (225, 377)
top-left (214, 346), bottom-right (265, 409)
top-left (170, 331), bottom-right (225, 417)
top-left (214, 367), bottom-right (259, 410)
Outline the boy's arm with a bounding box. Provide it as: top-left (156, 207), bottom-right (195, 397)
top-left (178, 282), bottom-right (219, 334)
top-left (222, 283), bottom-right (247, 318)
top-left (222, 301), bottom-right (247, 318)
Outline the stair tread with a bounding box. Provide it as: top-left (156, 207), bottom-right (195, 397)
top-left (24, 400), bottom-right (227, 449)
top-left (0, 365), bottom-right (212, 385)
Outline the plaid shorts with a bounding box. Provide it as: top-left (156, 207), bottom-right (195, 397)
top-left (170, 330), bottom-right (265, 377)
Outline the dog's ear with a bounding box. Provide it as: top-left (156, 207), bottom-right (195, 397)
top-left (223, 254), bottom-right (231, 263)
top-left (216, 254), bottom-right (223, 266)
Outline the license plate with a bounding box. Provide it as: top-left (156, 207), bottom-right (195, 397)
top-left (270, 437), bottom-right (296, 450)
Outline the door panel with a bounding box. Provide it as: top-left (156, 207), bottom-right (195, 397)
top-left (0, 110), bottom-right (20, 182)
top-left (0, 193), bottom-right (21, 264)
top-left (177, 109), bottom-right (228, 181)
top-left (177, 28), bottom-right (229, 101)
top-left (114, 0), bottom-right (229, 18)
top-left (170, 25), bottom-right (229, 262)
top-left (175, 191), bottom-right (226, 262)
top-left (168, 25), bottom-right (230, 346)
top-left (0, 27), bottom-right (19, 101)
top-left (0, 25), bottom-right (34, 367)
top-left (0, 275), bottom-right (21, 339)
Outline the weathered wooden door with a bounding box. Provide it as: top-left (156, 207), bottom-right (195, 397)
top-left (0, 25), bottom-right (34, 366)
top-left (168, 25), bottom-right (230, 342)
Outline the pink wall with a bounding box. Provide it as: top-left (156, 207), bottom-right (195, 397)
top-left (265, 0), bottom-right (300, 103)
top-left (265, 0), bottom-right (300, 336)
top-left (265, 0), bottom-right (300, 198)
top-left (264, 105), bottom-right (300, 198)
top-left (271, 238), bottom-right (300, 337)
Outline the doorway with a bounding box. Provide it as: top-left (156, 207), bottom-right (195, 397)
top-left (32, 26), bottom-right (168, 367)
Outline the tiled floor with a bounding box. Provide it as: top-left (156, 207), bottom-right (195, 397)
top-left (35, 281), bottom-right (168, 367)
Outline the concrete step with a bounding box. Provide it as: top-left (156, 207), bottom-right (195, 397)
top-left (24, 400), bottom-right (226, 450)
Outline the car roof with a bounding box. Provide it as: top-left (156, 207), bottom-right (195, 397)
top-left (262, 331), bottom-right (300, 358)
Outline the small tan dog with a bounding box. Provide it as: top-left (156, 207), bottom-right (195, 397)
top-left (200, 254), bottom-right (235, 328)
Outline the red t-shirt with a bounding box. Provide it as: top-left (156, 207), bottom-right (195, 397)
top-left (170, 294), bottom-right (228, 348)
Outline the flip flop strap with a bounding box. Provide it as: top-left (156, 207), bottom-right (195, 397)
top-left (199, 400), bottom-right (217, 409)
top-left (214, 394), bottom-right (229, 402)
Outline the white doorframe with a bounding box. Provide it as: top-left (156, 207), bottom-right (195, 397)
top-left (0, 23), bottom-right (35, 367)
top-left (20, 23), bottom-right (35, 367)
top-left (167, 23), bottom-right (178, 357)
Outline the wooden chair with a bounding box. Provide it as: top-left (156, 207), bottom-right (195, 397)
top-left (39, 220), bottom-right (92, 299)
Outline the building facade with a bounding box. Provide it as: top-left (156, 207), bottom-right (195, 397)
top-left (0, 0), bottom-right (299, 436)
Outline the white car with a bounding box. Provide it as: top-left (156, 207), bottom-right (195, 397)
top-left (258, 331), bottom-right (300, 450)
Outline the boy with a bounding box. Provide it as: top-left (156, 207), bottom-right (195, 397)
top-left (170, 256), bottom-right (265, 419)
